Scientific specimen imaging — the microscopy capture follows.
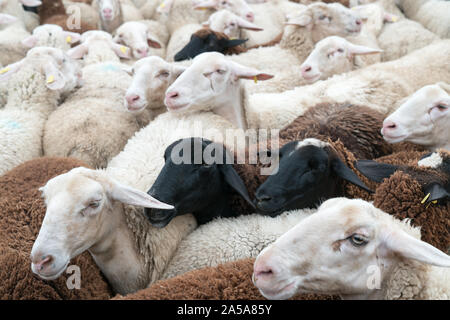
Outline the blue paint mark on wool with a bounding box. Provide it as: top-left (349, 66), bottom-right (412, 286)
top-left (100, 64), bottom-right (120, 72)
top-left (0, 119), bottom-right (21, 129)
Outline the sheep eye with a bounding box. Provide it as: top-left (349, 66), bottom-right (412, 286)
top-left (337, 48), bottom-right (344, 53)
top-left (349, 234), bottom-right (368, 247)
top-left (158, 71), bottom-right (170, 78)
top-left (230, 22), bottom-right (236, 27)
top-left (222, 1), bottom-right (227, 4)
top-left (436, 104), bottom-right (448, 111)
top-left (89, 201), bottom-right (100, 208)
top-left (319, 15), bottom-right (327, 20)
top-left (216, 69), bottom-right (226, 74)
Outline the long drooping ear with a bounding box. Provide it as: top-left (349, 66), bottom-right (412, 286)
top-left (22, 35), bottom-right (39, 48)
top-left (347, 42), bottom-right (383, 57)
top-left (223, 38), bottom-right (248, 48)
top-left (110, 42), bottom-right (132, 59)
top-left (147, 31), bottom-right (162, 48)
top-left (42, 61), bottom-right (66, 90)
top-left (423, 183), bottom-right (449, 202)
top-left (110, 180), bottom-right (174, 210)
top-left (236, 16), bottom-right (263, 31)
top-left (332, 157), bottom-right (373, 193)
top-left (0, 13), bottom-right (18, 25)
top-left (355, 160), bottom-right (399, 183)
top-left (0, 59), bottom-right (25, 81)
top-left (381, 227), bottom-right (450, 267)
top-left (193, 0), bottom-right (219, 10)
top-left (67, 43), bottom-right (89, 59)
top-left (62, 31), bottom-right (81, 45)
top-left (285, 9), bottom-right (313, 28)
top-left (228, 60), bottom-right (274, 81)
top-left (20, 0), bottom-right (42, 6)
top-left (220, 165), bottom-right (256, 208)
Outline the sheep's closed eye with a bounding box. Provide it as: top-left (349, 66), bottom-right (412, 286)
top-left (216, 69), bottom-right (226, 74)
top-left (158, 71), bottom-right (170, 78)
top-left (436, 104), bottom-right (448, 111)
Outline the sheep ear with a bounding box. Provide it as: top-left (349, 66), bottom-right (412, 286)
top-left (381, 227), bottom-right (450, 267)
top-left (230, 61), bottom-right (273, 81)
top-left (355, 160), bottom-right (399, 183)
top-left (62, 31), bottom-right (81, 45)
top-left (236, 16), bottom-right (263, 31)
top-left (147, 35), bottom-right (162, 49)
top-left (285, 10), bottom-right (312, 28)
top-left (20, 0), bottom-right (42, 6)
top-left (423, 183), bottom-right (449, 202)
top-left (383, 12), bottom-right (399, 23)
top-left (332, 158), bottom-right (373, 193)
top-left (347, 43), bottom-right (383, 57)
top-left (43, 61), bottom-right (66, 90)
top-left (21, 35), bottom-right (39, 48)
top-left (110, 43), bottom-right (132, 59)
top-left (67, 44), bottom-right (89, 59)
top-left (220, 165), bottom-right (256, 208)
top-left (0, 13), bottom-right (18, 25)
top-left (201, 21), bottom-right (210, 27)
top-left (223, 38), bottom-right (248, 48)
top-left (110, 181), bottom-right (174, 210)
top-left (0, 59), bottom-right (25, 81)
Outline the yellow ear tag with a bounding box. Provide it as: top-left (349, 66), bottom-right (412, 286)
top-left (230, 37), bottom-right (237, 40)
top-left (47, 75), bottom-right (55, 84)
top-left (0, 67), bottom-right (10, 74)
top-left (159, 2), bottom-right (165, 8)
top-left (120, 46), bottom-right (128, 54)
top-left (421, 192), bottom-right (431, 204)
top-left (198, 7), bottom-right (208, 10)
top-left (391, 16), bottom-right (398, 22)
top-left (254, 76), bottom-right (258, 84)
top-left (66, 35), bottom-right (72, 43)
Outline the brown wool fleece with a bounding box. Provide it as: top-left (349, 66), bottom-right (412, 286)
top-left (373, 171), bottom-right (449, 252)
top-left (114, 258), bottom-right (338, 300)
top-left (0, 157), bottom-right (113, 300)
top-left (279, 102), bottom-right (393, 160)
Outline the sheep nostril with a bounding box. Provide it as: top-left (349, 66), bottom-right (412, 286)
top-left (303, 66), bottom-right (312, 73)
top-left (126, 94), bottom-right (140, 105)
top-left (384, 120), bottom-right (397, 130)
top-left (356, 19), bottom-right (362, 25)
top-left (166, 92), bottom-right (179, 99)
top-left (246, 13), bottom-right (254, 22)
top-left (257, 195), bottom-right (272, 203)
top-left (35, 255), bottom-right (53, 271)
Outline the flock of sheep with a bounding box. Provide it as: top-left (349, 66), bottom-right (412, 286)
top-left (0, 0), bottom-right (448, 300)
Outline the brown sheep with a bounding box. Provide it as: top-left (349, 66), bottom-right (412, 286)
top-left (356, 149), bottom-right (450, 252)
top-left (38, 0), bottom-right (97, 34)
top-left (0, 157), bottom-right (112, 299)
top-left (114, 258), bottom-right (338, 300)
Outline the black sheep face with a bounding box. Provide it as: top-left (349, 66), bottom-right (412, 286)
top-left (174, 32), bottom-right (247, 61)
top-left (145, 137), bottom-right (253, 227)
top-left (254, 140), bottom-right (371, 216)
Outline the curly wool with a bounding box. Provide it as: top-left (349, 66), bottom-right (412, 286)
top-left (279, 102), bottom-right (393, 160)
top-left (115, 258), bottom-right (338, 300)
top-left (0, 157), bottom-right (112, 299)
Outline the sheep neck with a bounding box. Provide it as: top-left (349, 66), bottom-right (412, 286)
top-left (210, 84), bottom-right (247, 130)
top-left (192, 187), bottom-right (235, 224)
top-left (279, 25), bottom-right (315, 62)
top-left (89, 201), bottom-right (196, 295)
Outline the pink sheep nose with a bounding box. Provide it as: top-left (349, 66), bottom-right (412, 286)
top-left (356, 19), bottom-right (362, 25)
top-left (136, 47), bottom-right (149, 57)
top-left (126, 94), bottom-right (140, 105)
top-left (301, 65), bottom-right (312, 74)
top-left (166, 91), bottom-right (179, 100)
top-left (383, 119), bottom-right (397, 131)
top-left (32, 254), bottom-right (54, 272)
top-left (103, 8), bottom-right (112, 16)
top-left (246, 12), bottom-right (254, 22)
top-left (253, 259), bottom-right (276, 286)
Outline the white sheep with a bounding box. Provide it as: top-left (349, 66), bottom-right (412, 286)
top-left (43, 31), bottom-right (151, 169)
top-left (124, 56), bottom-right (188, 116)
top-left (92, 0), bottom-right (144, 33)
top-left (202, 9), bottom-right (263, 40)
top-left (0, 0), bottom-right (41, 32)
top-left (113, 20), bottom-right (169, 60)
top-left (32, 109), bottom-right (241, 295)
top-left (253, 198), bottom-right (450, 300)
top-left (164, 52), bottom-right (274, 130)
top-left (381, 82), bottom-right (450, 151)
top-left (21, 24), bottom-right (82, 51)
top-left (245, 40), bottom-right (450, 130)
top-left (228, 2), bottom-right (364, 94)
top-left (397, 0), bottom-right (450, 38)
top-left (0, 47), bottom-right (81, 175)
top-left (0, 15), bottom-right (30, 66)
top-left (162, 208), bottom-right (317, 279)
top-left (67, 30), bottom-right (132, 65)
top-left (300, 35), bottom-right (382, 84)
